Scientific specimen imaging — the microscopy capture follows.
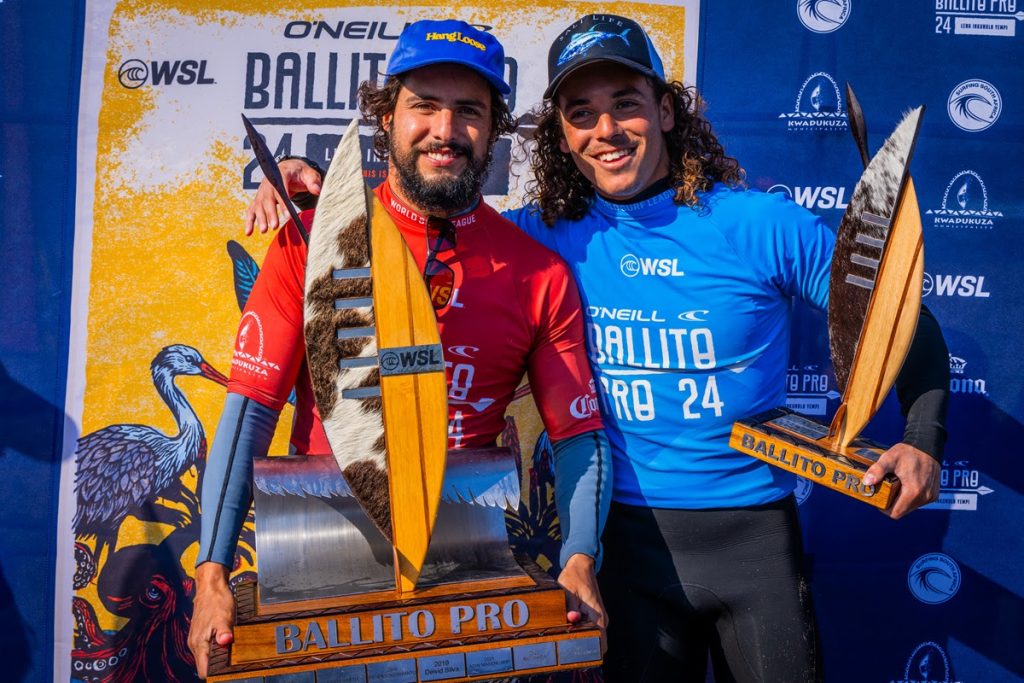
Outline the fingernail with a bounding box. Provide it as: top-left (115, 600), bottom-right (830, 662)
top-left (863, 474), bottom-right (876, 486)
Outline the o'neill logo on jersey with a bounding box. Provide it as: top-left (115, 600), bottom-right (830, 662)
top-left (619, 253), bottom-right (684, 278)
top-left (569, 380), bottom-right (600, 419)
top-left (233, 311), bottom-right (282, 378)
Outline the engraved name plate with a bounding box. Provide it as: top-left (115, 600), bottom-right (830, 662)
top-left (513, 642), bottom-right (557, 670)
top-left (558, 637), bottom-right (602, 665)
top-left (317, 664), bottom-right (369, 683)
top-left (267, 672), bottom-right (315, 683)
top-left (366, 659), bottom-right (417, 683)
top-left (417, 654), bottom-right (467, 681)
top-left (466, 648), bottom-right (514, 676)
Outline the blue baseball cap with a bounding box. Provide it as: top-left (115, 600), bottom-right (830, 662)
top-left (387, 20), bottom-right (511, 95)
top-left (545, 15), bottom-right (666, 99)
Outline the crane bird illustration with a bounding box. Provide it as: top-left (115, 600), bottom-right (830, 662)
top-left (73, 345), bottom-right (228, 562)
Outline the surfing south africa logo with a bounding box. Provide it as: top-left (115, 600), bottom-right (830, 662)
top-left (779, 72), bottom-right (848, 131)
top-left (797, 0), bottom-right (851, 33)
top-left (908, 553), bottom-right (962, 605)
top-left (947, 79), bottom-right (1002, 132)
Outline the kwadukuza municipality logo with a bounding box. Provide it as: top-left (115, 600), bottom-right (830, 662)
top-left (797, 0), bottom-right (851, 33)
top-left (908, 553), bottom-right (962, 605)
top-left (891, 641), bottom-right (962, 683)
top-left (947, 79), bottom-right (1002, 131)
top-left (779, 72), bottom-right (848, 131)
top-left (926, 170), bottom-right (1004, 229)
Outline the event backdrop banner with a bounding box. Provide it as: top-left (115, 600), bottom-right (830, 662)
top-left (698, 3), bottom-right (1023, 682)
top-left (59, 2), bottom-right (697, 681)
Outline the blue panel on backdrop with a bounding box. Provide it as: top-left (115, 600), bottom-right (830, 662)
top-left (0, 2), bottom-right (84, 681)
top-left (698, 2), bottom-right (1023, 681)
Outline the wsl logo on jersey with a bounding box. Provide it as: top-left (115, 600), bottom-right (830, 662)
top-left (908, 553), bottom-right (962, 605)
top-left (779, 72), bottom-right (848, 131)
top-left (796, 0), bottom-right (851, 33)
top-left (891, 641), bottom-right (962, 683)
top-left (767, 183), bottom-right (849, 211)
top-left (619, 253), bottom-right (684, 278)
top-left (947, 79), bottom-right (1002, 132)
top-left (925, 170), bottom-right (1004, 229)
top-left (922, 272), bottom-right (991, 299)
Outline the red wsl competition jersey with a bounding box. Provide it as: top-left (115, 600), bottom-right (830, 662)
top-left (227, 181), bottom-right (602, 454)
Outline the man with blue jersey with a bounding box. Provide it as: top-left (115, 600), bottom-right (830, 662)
top-left (247, 15), bottom-right (948, 682)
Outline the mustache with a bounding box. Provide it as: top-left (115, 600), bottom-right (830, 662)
top-left (417, 141), bottom-right (474, 158)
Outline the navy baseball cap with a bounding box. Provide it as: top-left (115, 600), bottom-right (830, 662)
top-left (387, 20), bottom-right (511, 95)
top-left (545, 14), bottom-right (666, 99)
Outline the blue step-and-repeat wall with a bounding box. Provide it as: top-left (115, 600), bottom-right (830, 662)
top-left (1, 1), bottom-right (1021, 681)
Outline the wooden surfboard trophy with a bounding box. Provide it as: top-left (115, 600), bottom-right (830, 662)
top-left (208, 121), bottom-right (602, 681)
top-left (730, 89), bottom-right (926, 511)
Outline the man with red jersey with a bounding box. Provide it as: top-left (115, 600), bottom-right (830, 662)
top-left (187, 20), bottom-right (610, 678)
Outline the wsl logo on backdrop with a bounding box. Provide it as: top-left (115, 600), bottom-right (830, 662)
top-left (797, 0), bottom-right (851, 33)
top-left (118, 58), bottom-right (215, 88)
top-left (922, 271), bottom-right (991, 298)
top-left (767, 183), bottom-right (849, 211)
top-left (890, 641), bottom-right (963, 683)
top-left (926, 170), bottom-right (1004, 229)
top-left (947, 79), bottom-right (1002, 132)
top-left (908, 553), bottom-right (962, 605)
top-left (779, 72), bottom-right (848, 131)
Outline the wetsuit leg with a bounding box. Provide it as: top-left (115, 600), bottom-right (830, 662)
top-left (598, 498), bottom-right (822, 683)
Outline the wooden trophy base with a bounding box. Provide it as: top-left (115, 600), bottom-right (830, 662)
top-left (730, 408), bottom-right (900, 510)
top-left (207, 557), bottom-right (602, 682)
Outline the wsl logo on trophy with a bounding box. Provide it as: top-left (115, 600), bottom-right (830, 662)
top-left (206, 119), bottom-right (602, 681)
top-left (732, 86), bottom-right (926, 510)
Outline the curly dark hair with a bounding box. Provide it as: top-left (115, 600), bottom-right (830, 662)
top-left (358, 74), bottom-right (516, 161)
top-left (525, 78), bottom-right (745, 225)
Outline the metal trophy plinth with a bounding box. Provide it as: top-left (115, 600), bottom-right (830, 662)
top-left (210, 120), bottom-right (601, 681)
top-left (730, 88), bottom-right (926, 511)
top-left (206, 451), bottom-right (601, 681)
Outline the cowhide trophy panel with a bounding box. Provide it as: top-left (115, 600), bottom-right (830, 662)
top-left (731, 91), bottom-right (926, 511)
top-left (209, 121), bottom-right (602, 682)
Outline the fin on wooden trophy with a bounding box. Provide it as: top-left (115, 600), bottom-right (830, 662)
top-left (208, 120), bottom-right (602, 681)
top-left (730, 87), bottom-right (926, 510)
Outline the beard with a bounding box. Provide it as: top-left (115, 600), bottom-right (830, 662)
top-left (388, 138), bottom-right (492, 215)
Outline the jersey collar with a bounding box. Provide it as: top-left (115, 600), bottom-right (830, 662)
top-left (376, 180), bottom-right (484, 232)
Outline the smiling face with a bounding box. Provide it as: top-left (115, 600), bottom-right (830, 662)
top-left (383, 64), bottom-right (494, 216)
top-left (555, 62), bottom-right (674, 201)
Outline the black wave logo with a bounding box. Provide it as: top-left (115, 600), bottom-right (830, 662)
top-left (118, 59), bottom-right (148, 89)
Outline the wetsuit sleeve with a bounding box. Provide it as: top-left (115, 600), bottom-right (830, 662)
top-left (523, 258), bottom-right (604, 441)
top-left (551, 429), bottom-right (611, 569)
top-left (198, 215), bottom-right (311, 566)
top-left (197, 392), bottom-right (279, 567)
top-left (895, 305), bottom-right (949, 461)
top-left (227, 217), bottom-right (310, 409)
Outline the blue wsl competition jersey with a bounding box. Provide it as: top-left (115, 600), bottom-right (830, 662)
top-left (506, 185), bottom-right (835, 508)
